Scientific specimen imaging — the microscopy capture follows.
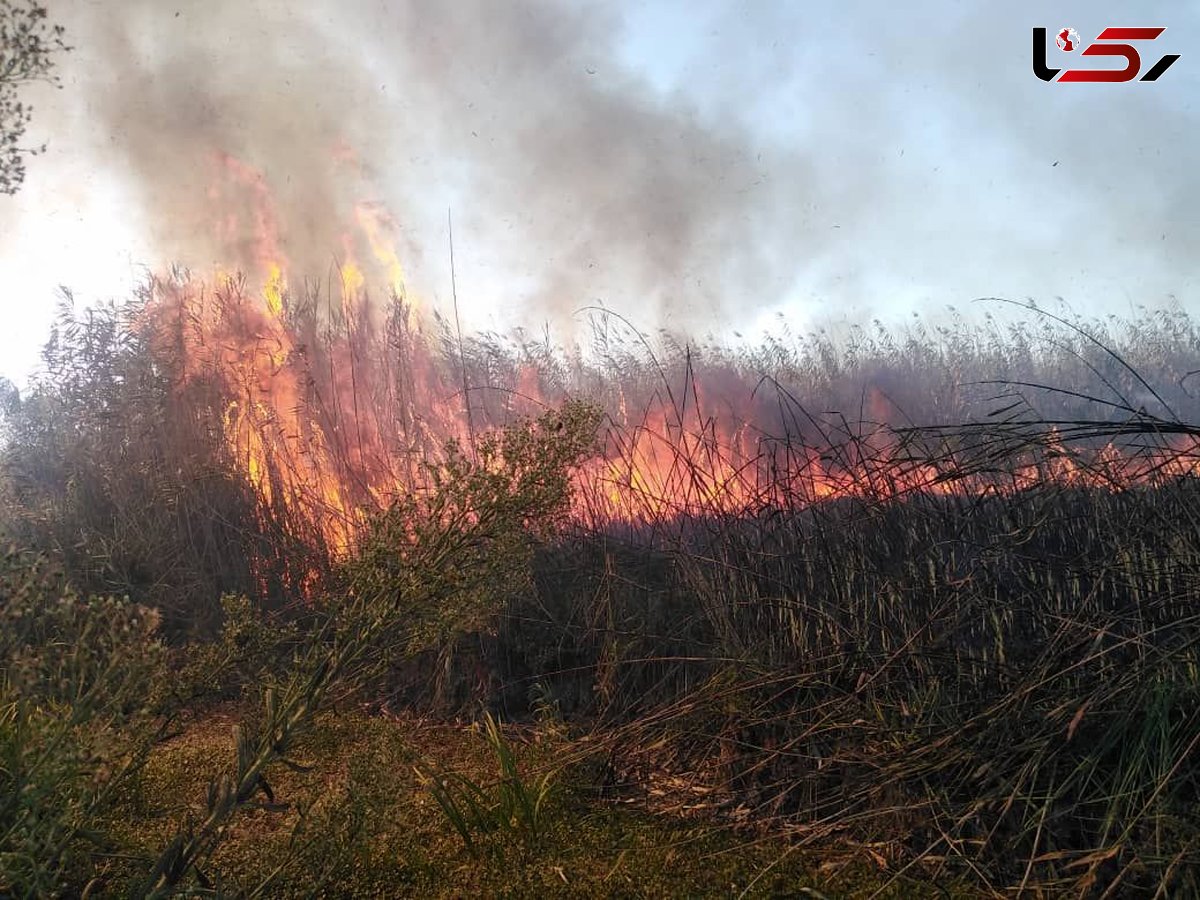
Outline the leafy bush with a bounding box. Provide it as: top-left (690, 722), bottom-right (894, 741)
top-left (173, 593), bottom-right (305, 707)
top-left (138, 403), bottom-right (602, 894)
top-left (337, 400), bottom-right (602, 707)
top-left (0, 548), bottom-right (168, 896)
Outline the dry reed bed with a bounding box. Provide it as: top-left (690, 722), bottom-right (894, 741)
top-left (3, 280), bottom-right (1199, 893)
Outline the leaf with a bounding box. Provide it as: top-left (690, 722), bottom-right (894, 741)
top-left (1065, 844), bottom-right (1122, 870)
top-left (1067, 700), bottom-right (1090, 741)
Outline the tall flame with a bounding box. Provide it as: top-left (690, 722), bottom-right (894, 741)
top-left (143, 154), bottom-right (1200, 560)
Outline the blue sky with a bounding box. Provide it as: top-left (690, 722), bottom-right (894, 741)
top-left (0, 1), bottom-right (1196, 386)
top-left (618, 1), bottom-right (1197, 317)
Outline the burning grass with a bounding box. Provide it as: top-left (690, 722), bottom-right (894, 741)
top-left (2, 277), bottom-right (1200, 895)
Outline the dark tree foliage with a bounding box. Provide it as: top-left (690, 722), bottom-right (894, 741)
top-left (0, 0), bottom-right (68, 194)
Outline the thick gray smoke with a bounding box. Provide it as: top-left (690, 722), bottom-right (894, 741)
top-left (9, 0), bottom-right (1199, 350)
top-left (50, 0), bottom-right (828, 328)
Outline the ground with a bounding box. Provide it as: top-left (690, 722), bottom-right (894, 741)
top-left (92, 705), bottom-right (969, 898)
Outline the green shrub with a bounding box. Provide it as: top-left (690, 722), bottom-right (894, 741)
top-left (174, 593), bottom-right (305, 707)
top-left (0, 548), bottom-right (168, 896)
top-left (139, 403), bottom-right (602, 894)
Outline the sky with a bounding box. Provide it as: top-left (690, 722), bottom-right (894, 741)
top-left (0, 0), bottom-right (1196, 387)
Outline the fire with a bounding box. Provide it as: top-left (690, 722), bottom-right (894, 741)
top-left (140, 155), bottom-right (1200, 562)
top-left (340, 259), bottom-right (366, 302)
top-left (212, 153), bottom-right (290, 280)
top-left (355, 202), bottom-right (410, 306)
top-left (263, 262), bottom-right (286, 318)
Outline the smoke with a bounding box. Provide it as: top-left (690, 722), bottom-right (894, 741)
top-left (48, 0), bottom-right (830, 330)
top-left (11, 0), bottom-right (1199, 353)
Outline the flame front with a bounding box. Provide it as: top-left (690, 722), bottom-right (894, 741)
top-left (142, 156), bottom-right (1200, 566)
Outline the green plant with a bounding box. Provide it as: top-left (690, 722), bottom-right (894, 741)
top-left (173, 593), bottom-right (304, 706)
top-left (415, 712), bottom-right (558, 857)
top-left (0, 0), bottom-right (70, 194)
top-left (141, 403), bottom-right (601, 893)
top-left (0, 548), bottom-right (168, 896)
top-left (529, 680), bottom-right (566, 739)
top-left (340, 399), bottom-right (603, 656)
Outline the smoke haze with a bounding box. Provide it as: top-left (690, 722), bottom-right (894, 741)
top-left (53, 0), bottom-right (817, 326)
top-left (2, 0), bottom-right (1197, 375)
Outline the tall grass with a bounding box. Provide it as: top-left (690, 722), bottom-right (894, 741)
top-left (413, 712), bottom-right (558, 857)
top-left (2, 277), bottom-right (1200, 893)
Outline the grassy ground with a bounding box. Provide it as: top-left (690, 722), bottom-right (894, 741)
top-left (92, 706), bottom-right (966, 898)
top-left (13, 298), bottom-right (1200, 895)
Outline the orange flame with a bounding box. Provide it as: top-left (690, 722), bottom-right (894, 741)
top-left (143, 154), bottom-right (1200, 568)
